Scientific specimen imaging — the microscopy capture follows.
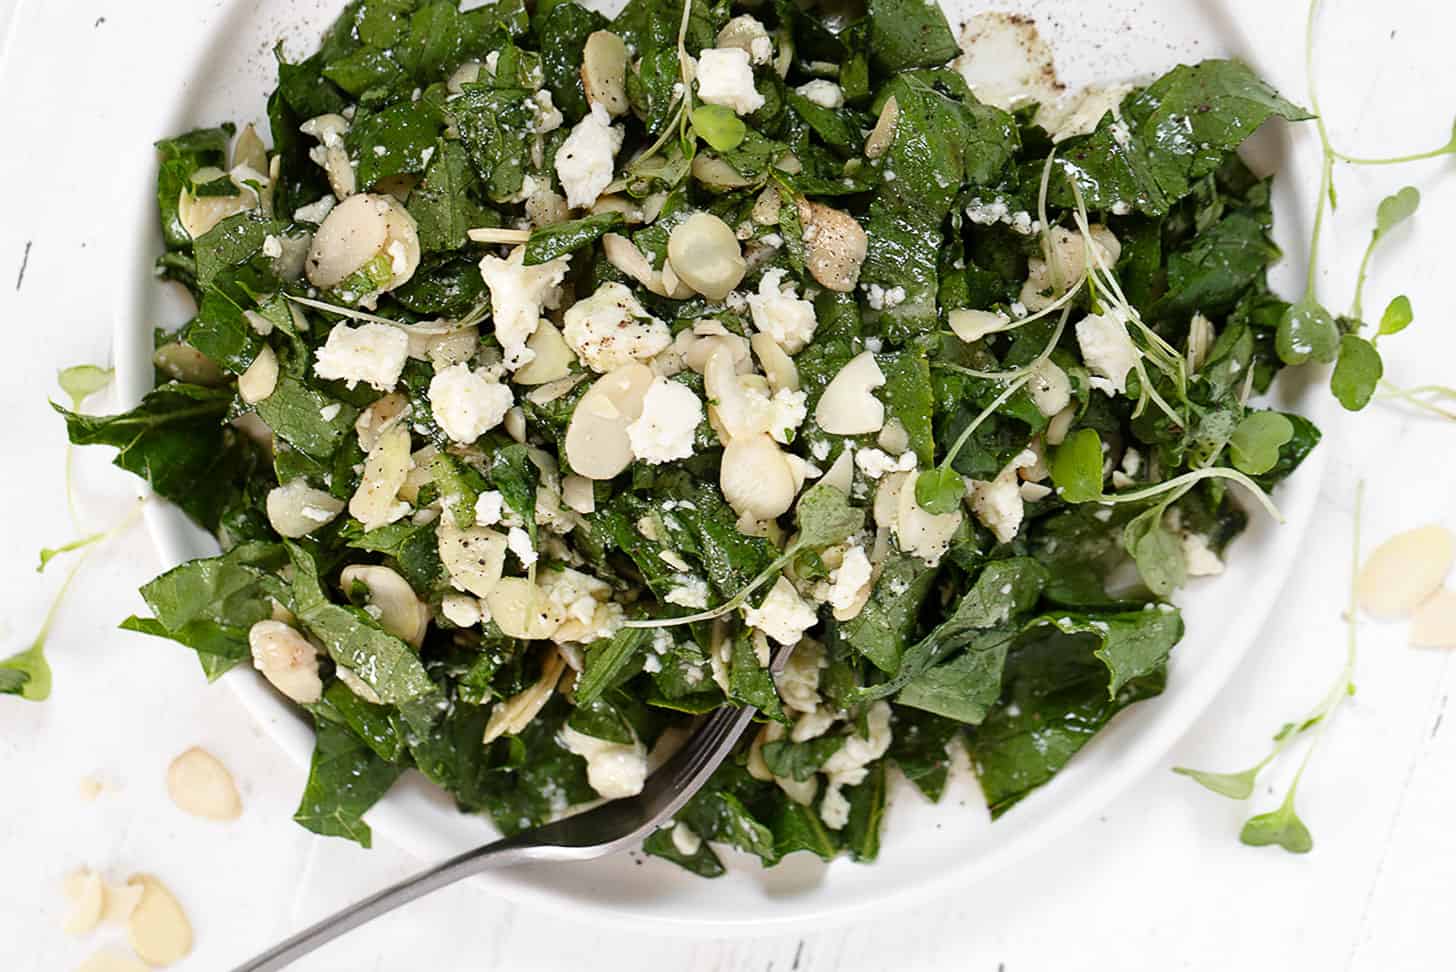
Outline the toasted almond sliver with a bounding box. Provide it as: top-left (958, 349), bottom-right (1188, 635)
top-left (77, 949), bottom-right (151, 972)
top-left (1357, 525), bottom-right (1456, 618)
top-left (63, 870), bottom-right (104, 936)
top-left (127, 874), bottom-right (193, 967)
top-left (1411, 590), bottom-right (1456, 648)
top-left (166, 747), bottom-right (243, 822)
top-left (78, 776), bottom-right (104, 801)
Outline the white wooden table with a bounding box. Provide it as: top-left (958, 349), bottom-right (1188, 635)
top-left (2, 0), bottom-right (1453, 968)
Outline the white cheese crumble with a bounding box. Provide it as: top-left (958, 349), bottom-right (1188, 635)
top-left (764, 388), bottom-right (808, 445)
top-left (825, 545), bottom-right (873, 612)
top-left (855, 447), bottom-right (916, 480)
top-left (626, 376), bottom-right (703, 464)
top-left (313, 322), bottom-right (409, 392)
top-left (695, 47), bottom-right (765, 115)
top-left (563, 281), bottom-right (672, 372)
top-left (261, 234), bottom-right (283, 258)
top-left (795, 79), bottom-right (844, 108)
top-left (319, 402), bottom-right (342, 422)
top-left (554, 103), bottom-right (623, 209)
top-left (968, 449), bottom-right (1038, 544)
top-left (507, 525), bottom-right (537, 567)
top-left (558, 724), bottom-right (647, 799)
top-left (478, 245), bottom-right (569, 369)
top-left (474, 490), bottom-right (504, 526)
top-left (1075, 310), bottom-right (1138, 396)
top-left (427, 363), bottom-right (514, 443)
top-left (665, 576), bottom-right (710, 609)
top-left (863, 283), bottom-right (906, 310)
top-left (819, 700), bottom-right (893, 830)
top-left (743, 576), bottom-right (818, 646)
top-left (746, 269), bottom-right (817, 353)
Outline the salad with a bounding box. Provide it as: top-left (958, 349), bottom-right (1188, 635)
top-left (63, 0), bottom-right (1319, 874)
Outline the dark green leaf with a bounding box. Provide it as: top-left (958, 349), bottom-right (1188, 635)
top-left (761, 735), bottom-right (847, 781)
top-left (524, 211), bottom-right (624, 265)
top-left (292, 719), bottom-right (405, 847)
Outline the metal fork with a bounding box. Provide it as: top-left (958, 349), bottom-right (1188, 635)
top-left (233, 642), bottom-right (790, 971)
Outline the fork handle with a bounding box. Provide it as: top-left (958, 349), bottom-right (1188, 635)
top-left (232, 836), bottom-right (545, 971)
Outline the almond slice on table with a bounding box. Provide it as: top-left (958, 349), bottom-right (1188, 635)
top-left (1356, 525), bottom-right (1455, 618)
top-left (166, 746), bottom-right (243, 821)
top-left (62, 869), bottom-right (104, 936)
top-left (1411, 590), bottom-right (1456, 648)
top-left (126, 874), bottom-right (193, 967)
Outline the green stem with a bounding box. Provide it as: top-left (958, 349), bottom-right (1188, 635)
top-left (1349, 232), bottom-right (1378, 320)
top-left (1331, 144), bottom-right (1456, 166)
top-left (1304, 0), bottom-right (1335, 304)
top-left (1099, 467), bottom-right (1283, 522)
top-left (938, 374), bottom-right (1033, 475)
top-left (623, 546), bottom-right (798, 630)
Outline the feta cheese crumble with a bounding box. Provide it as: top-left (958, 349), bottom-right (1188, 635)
top-left (474, 490), bottom-right (505, 526)
top-left (743, 576), bottom-right (818, 646)
top-left (626, 376), bottom-right (703, 464)
top-left (695, 47), bottom-right (765, 115)
top-left (478, 246), bottom-right (569, 369)
top-left (313, 322), bottom-right (409, 392)
top-left (795, 79), bottom-right (844, 108)
top-left (555, 103), bottom-right (624, 209)
top-left (746, 269), bottom-right (817, 353)
top-left (558, 724), bottom-right (647, 799)
top-left (825, 545), bottom-right (873, 612)
top-left (563, 281), bottom-right (672, 372)
top-left (1075, 310), bottom-right (1138, 396)
top-left (665, 576), bottom-right (710, 609)
top-left (507, 526), bottom-right (537, 567)
top-left (855, 447), bottom-right (916, 480)
top-left (427, 363), bottom-right (514, 443)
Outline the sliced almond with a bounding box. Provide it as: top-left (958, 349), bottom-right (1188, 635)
top-left (102, 881), bottom-right (145, 925)
top-left (751, 332), bottom-right (799, 393)
top-left (667, 213), bottom-right (746, 301)
top-left (565, 363), bottom-right (654, 479)
top-left (437, 518), bottom-right (508, 598)
top-left (126, 874), bottom-right (193, 967)
top-left (237, 345), bottom-right (279, 404)
top-left (485, 578), bottom-right (564, 641)
top-left (815, 351), bottom-right (886, 435)
top-left (948, 308), bottom-right (1012, 343)
top-left (483, 648), bottom-right (567, 742)
top-left (154, 342), bottom-right (224, 386)
top-left (720, 434), bottom-right (797, 523)
top-left (77, 949), bottom-right (151, 972)
top-left (1357, 525), bottom-right (1456, 618)
top-left (1411, 589), bottom-right (1456, 648)
top-left (513, 320), bottom-right (577, 385)
top-left (348, 423), bottom-right (412, 532)
top-left (166, 747), bottom-right (243, 821)
top-left (581, 31), bottom-right (629, 117)
top-left (340, 565), bottom-right (429, 646)
top-left (864, 96), bottom-right (898, 159)
top-left (797, 200), bottom-right (867, 293)
top-left (63, 869), bottom-right (105, 936)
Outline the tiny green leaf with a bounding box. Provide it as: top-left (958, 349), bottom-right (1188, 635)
top-left (793, 483), bottom-right (864, 551)
top-left (691, 104), bottom-right (747, 152)
top-left (914, 465), bottom-right (965, 515)
top-left (1374, 186), bottom-right (1420, 238)
top-left (1050, 428), bottom-right (1104, 503)
top-left (1240, 796), bottom-right (1313, 854)
top-left (1229, 412), bottom-right (1294, 475)
top-left (1123, 506), bottom-right (1186, 597)
top-left (1172, 764), bottom-right (1260, 800)
top-left (57, 365), bottom-right (114, 408)
top-left (1275, 298), bottom-right (1339, 365)
top-left (1330, 335), bottom-right (1383, 411)
top-left (1377, 295), bottom-right (1413, 338)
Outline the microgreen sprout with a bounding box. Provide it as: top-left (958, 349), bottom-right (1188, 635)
top-left (1172, 481), bottom-right (1365, 853)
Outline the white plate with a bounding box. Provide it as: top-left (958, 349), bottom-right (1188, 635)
top-left (113, 0), bottom-right (1328, 933)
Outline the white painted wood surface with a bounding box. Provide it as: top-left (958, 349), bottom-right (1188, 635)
top-left (2, 0), bottom-right (1453, 968)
